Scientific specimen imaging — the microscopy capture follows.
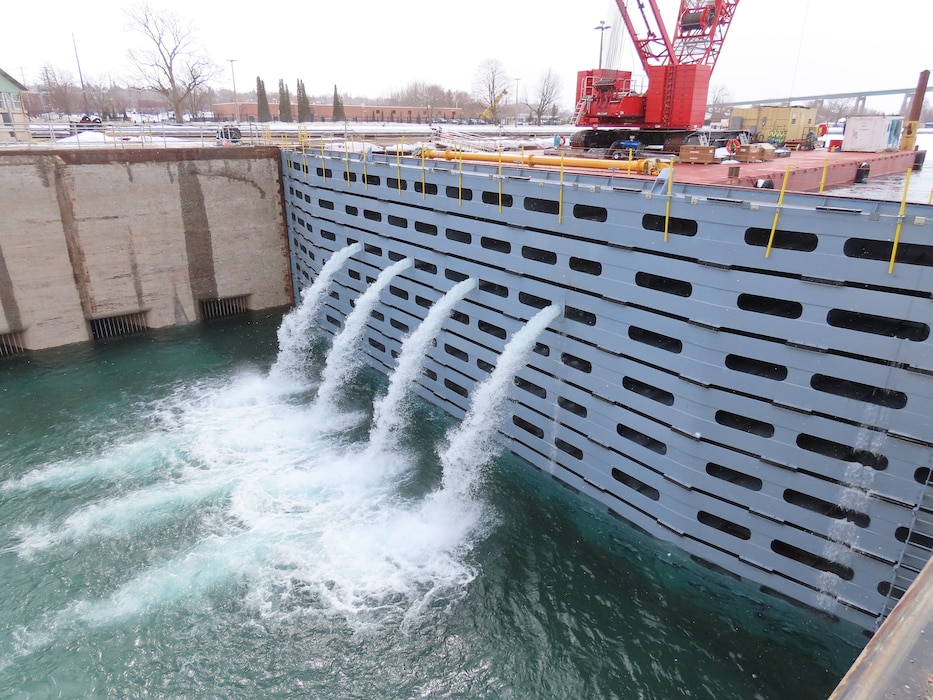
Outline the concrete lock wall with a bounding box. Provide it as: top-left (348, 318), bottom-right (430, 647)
top-left (0, 147), bottom-right (291, 350)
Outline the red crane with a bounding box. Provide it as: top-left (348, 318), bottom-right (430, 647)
top-left (574, 0), bottom-right (740, 129)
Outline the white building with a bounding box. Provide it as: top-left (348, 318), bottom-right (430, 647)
top-left (0, 68), bottom-right (29, 142)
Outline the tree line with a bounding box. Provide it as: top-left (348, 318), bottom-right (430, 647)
top-left (24, 3), bottom-right (566, 125)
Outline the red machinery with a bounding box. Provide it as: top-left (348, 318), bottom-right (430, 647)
top-left (574, 0), bottom-right (739, 129)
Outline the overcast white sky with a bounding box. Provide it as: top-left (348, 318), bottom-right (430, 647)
top-left (4, 0), bottom-right (931, 112)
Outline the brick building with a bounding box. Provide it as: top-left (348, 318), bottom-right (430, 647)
top-left (213, 102), bottom-right (462, 123)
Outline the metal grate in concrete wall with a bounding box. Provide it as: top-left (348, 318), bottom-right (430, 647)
top-left (200, 295), bottom-right (249, 320)
top-left (89, 312), bottom-right (148, 340)
top-left (0, 332), bottom-right (25, 357)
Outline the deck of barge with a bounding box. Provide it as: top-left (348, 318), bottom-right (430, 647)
top-left (670, 147), bottom-right (920, 193)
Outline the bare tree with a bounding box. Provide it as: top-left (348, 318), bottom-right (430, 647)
top-left (822, 97), bottom-right (855, 124)
top-left (125, 4), bottom-right (217, 123)
top-left (525, 68), bottom-right (563, 125)
top-left (40, 66), bottom-right (79, 117)
top-left (473, 59), bottom-right (510, 123)
top-left (707, 84), bottom-right (731, 123)
top-left (384, 81), bottom-right (446, 120)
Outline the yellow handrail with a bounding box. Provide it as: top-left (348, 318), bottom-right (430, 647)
top-left (664, 162), bottom-right (674, 243)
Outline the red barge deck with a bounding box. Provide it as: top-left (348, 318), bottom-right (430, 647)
top-left (671, 148), bottom-right (920, 193)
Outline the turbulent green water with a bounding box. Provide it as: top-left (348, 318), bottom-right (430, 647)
top-left (0, 311), bottom-right (863, 699)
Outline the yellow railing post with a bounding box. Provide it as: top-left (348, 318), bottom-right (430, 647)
top-left (421, 147), bottom-right (426, 199)
top-left (819, 158), bottom-right (829, 194)
top-left (765, 163), bottom-right (792, 258)
top-left (396, 138), bottom-right (403, 195)
top-left (888, 169), bottom-right (913, 274)
top-left (320, 140), bottom-right (326, 182)
top-left (664, 161), bottom-right (674, 242)
top-left (498, 147), bottom-right (503, 213)
top-left (458, 145), bottom-right (463, 206)
top-left (558, 153), bottom-right (565, 224)
top-left (345, 137), bottom-right (351, 186)
top-left (362, 150), bottom-right (369, 189)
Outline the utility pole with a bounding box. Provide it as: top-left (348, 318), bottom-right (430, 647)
top-left (515, 77), bottom-right (521, 125)
top-left (594, 20), bottom-right (611, 70)
top-left (72, 33), bottom-right (90, 116)
top-left (227, 59), bottom-right (240, 123)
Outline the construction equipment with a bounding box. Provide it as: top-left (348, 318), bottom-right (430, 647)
top-left (574, 0), bottom-right (739, 129)
top-left (479, 89), bottom-right (509, 123)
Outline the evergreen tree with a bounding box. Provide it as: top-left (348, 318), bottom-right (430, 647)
top-left (332, 84), bottom-right (346, 122)
top-left (278, 79), bottom-right (292, 122)
top-left (296, 79), bottom-right (312, 123)
top-left (256, 77), bottom-right (272, 122)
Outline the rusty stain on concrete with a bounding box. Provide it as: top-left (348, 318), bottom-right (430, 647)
top-left (0, 244), bottom-right (23, 332)
top-left (52, 158), bottom-right (94, 322)
top-left (127, 227), bottom-right (145, 311)
top-left (178, 162), bottom-right (217, 315)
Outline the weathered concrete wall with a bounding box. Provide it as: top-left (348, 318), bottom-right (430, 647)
top-left (0, 147), bottom-right (291, 350)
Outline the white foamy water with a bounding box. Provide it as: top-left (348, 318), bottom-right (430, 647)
top-left (314, 257), bottom-right (413, 411)
top-left (270, 242), bottom-right (363, 382)
top-left (6, 288), bottom-right (567, 655)
top-left (5, 280), bottom-right (565, 671)
top-left (368, 278), bottom-right (477, 451)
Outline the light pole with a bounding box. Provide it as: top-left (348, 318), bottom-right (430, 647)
top-left (594, 20), bottom-right (611, 70)
top-left (514, 77), bottom-right (521, 125)
top-left (227, 59), bottom-right (240, 123)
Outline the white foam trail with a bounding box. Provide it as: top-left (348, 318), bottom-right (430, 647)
top-left (11, 476), bottom-right (232, 557)
top-left (270, 242), bottom-right (363, 382)
top-left (314, 258), bottom-right (413, 411)
top-left (368, 278), bottom-right (477, 450)
top-left (437, 304), bottom-right (562, 503)
top-left (0, 434), bottom-right (183, 494)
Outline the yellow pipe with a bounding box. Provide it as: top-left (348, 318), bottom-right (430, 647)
top-left (888, 169), bottom-right (913, 274)
top-left (420, 148), bottom-right (664, 174)
top-left (664, 162), bottom-right (674, 243)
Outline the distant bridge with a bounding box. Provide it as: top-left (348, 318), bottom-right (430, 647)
top-left (724, 86), bottom-right (933, 113)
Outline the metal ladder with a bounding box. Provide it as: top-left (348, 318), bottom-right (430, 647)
top-left (879, 483), bottom-right (933, 620)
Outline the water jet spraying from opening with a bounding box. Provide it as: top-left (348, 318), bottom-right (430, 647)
top-left (368, 278), bottom-right (477, 451)
top-left (314, 258), bottom-right (413, 411)
top-left (437, 304), bottom-right (562, 503)
top-left (270, 242), bottom-right (363, 382)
